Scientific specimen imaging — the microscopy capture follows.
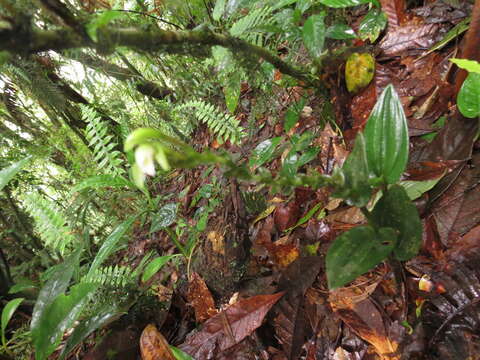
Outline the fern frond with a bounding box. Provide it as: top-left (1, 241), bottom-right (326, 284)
top-left (81, 105), bottom-right (125, 176)
top-left (23, 193), bottom-right (75, 255)
top-left (84, 265), bottom-right (135, 288)
top-left (175, 100), bottom-right (244, 144)
top-left (230, 6), bottom-right (274, 46)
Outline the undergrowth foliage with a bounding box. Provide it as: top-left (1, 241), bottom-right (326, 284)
top-left (175, 100), bottom-right (244, 144)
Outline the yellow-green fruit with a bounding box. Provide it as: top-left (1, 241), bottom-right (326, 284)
top-left (345, 53), bottom-right (375, 93)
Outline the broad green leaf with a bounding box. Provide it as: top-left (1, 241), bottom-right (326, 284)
top-left (400, 177), bottom-right (443, 200)
top-left (86, 11), bottom-right (123, 42)
top-left (8, 281), bottom-right (36, 294)
top-left (450, 58), bottom-right (480, 74)
top-left (150, 203), bottom-right (178, 233)
top-left (213, 0), bottom-right (227, 21)
top-left (370, 185), bottom-right (422, 261)
top-left (296, 0), bottom-right (314, 13)
top-left (0, 156), bottom-right (31, 192)
top-left (58, 304), bottom-right (123, 360)
top-left (224, 74), bottom-right (241, 113)
top-left (364, 84), bottom-right (409, 184)
top-left (280, 152), bottom-right (300, 177)
top-left (333, 133), bottom-right (373, 207)
top-left (345, 52), bottom-right (375, 93)
top-left (284, 97), bottom-right (306, 132)
top-left (87, 216), bottom-right (136, 277)
top-left (326, 226), bottom-right (396, 289)
top-left (318, 0), bottom-right (374, 8)
top-left (141, 255), bottom-right (177, 282)
top-left (171, 346), bottom-right (194, 360)
top-left (31, 247), bottom-right (82, 333)
top-left (1, 298), bottom-right (24, 346)
top-left (33, 283), bottom-right (97, 360)
top-left (326, 24), bottom-right (357, 39)
top-left (457, 72), bottom-right (480, 118)
top-left (302, 14), bottom-right (326, 59)
top-left (271, 0), bottom-right (298, 10)
top-left (71, 174), bottom-right (133, 192)
top-left (249, 137), bottom-right (282, 168)
top-left (358, 8), bottom-right (387, 42)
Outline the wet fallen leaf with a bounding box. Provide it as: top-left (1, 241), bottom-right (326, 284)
top-left (380, 0), bottom-right (406, 28)
top-left (179, 292), bottom-right (284, 359)
top-left (140, 324), bottom-right (176, 360)
top-left (379, 23), bottom-right (441, 56)
top-left (274, 202), bottom-right (301, 232)
top-left (187, 272), bottom-right (217, 323)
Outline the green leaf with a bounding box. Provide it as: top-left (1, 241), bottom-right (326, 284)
top-left (296, 0), bottom-right (314, 14)
top-left (58, 304), bottom-right (123, 360)
top-left (213, 0), bottom-right (227, 21)
top-left (318, 0), bottom-right (374, 8)
top-left (271, 0), bottom-right (298, 10)
top-left (150, 203), bottom-right (178, 233)
top-left (284, 97), bottom-right (306, 132)
top-left (224, 74), bottom-right (241, 113)
top-left (345, 52), bottom-right (375, 93)
top-left (8, 281), bottom-right (36, 294)
top-left (33, 283), bottom-right (97, 360)
top-left (364, 84), bottom-right (409, 184)
top-left (400, 177), bottom-right (443, 200)
top-left (171, 346), bottom-right (195, 360)
top-left (0, 156), bottom-right (31, 192)
top-left (86, 10), bottom-right (123, 42)
top-left (71, 174), bottom-right (133, 192)
top-left (333, 133), bottom-right (373, 207)
top-left (286, 201), bottom-right (323, 231)
top-left (326, 226), bottom-right (396, 289)
top-left (457, 72), bottom-right (480, 118)
top-left (370, 185), bottom-right (422, 261)
top-left (87, 217), bottom-right (136, 278)
top-left (31, 247), bottom-right (82, 333)
top-left (1, 298), bottom-right (24, 346)
top-left (249, 137), bottom-right (282, 168)
top-left (450, 58), bottom-right (480, 74)
top-left (358, 8), bottom-right (387, 42)
top-left (302, 14), bottom-right (326, 58)
top-left (141, 255), bottom-right (177, 282)
top-left (326, 24), bottom-right (357, 39)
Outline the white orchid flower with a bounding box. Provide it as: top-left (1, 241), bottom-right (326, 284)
top-left (135, 144), bottom-right (156, 176)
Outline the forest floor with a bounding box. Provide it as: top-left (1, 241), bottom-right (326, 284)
top-left (78, 2), bottom-right (480, 360)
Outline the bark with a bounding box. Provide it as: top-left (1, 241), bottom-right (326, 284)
top-left (0, 24), bottom-right (319, 87)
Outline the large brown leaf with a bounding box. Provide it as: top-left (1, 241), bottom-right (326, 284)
top-left (379, 23), bottom-right (441, 56)
top-left (140, 324), bottom-right (176, 360)
top-left (380, 0), bottom-right (406, 28)
top-left (187, 272), bottom-right (217, 323)
top-left (179, 292), bottom-right (284, 359)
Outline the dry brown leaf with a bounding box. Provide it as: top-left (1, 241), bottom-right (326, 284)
top-left (187, 272), bottom-right (217, 323)
top-left (179, 292), bottom-right (284, 359)
top-left (140, 324), bottom-right (176, 360)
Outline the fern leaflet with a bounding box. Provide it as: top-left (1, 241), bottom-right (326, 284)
top-left (84, 265), bottom-right (135, 288)
top-left (81, 105), bottom-right (125, 176)
top-left (175, 100), bottom-right (244, 144)
top-left (230, 6), bottom-right (274, 46)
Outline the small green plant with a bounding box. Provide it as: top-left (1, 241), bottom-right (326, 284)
top-left (125, 83), bottom-right (422, 290)
top-left (450, 58), bottom-right (480, 118)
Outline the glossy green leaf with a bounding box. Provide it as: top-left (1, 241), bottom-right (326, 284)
top-left (326, 226), bottom-right (396, 289)
top-left (171, 346), bottom-right (194, 360)
top-left (71, 174), bottom-right (133, 192)
top-left (31, 247), bottom-right (82, 333)
top-left (33, 283), bottom-right (97, 360)
top-left (249, 137), bottom-right (282, 168)
top-left (370, 185), bottom-right (422, 261)
top-left (364, 84), bottom-right (409, 184)
top-left (87, 217), bottom-right (136, 278)
top-left (213, 0), bottom-right (227, 21)
top-left (150, 203), bottom-right (178, 233)
top-left (333, 133), bottom-right (373, 207)
top-left (450, 58), bottom-right (480, 74)
top-left (302, 14), bottom-right (326, 58)
top-left (358, 8), bottom-right (387, 42)
top-left (0, 156), bottom-right (31, 192)
top-left (8, 281), bottom-right (36, 294)
top-left (400, 177), bottom-right (443, 200)
top-left (1, 298), bottom-right (24, 346)
top-left (318, 0), bottom-right (374, 8)
top-left (141, 255), bottom-right (177, 282)
top-left (457, 72), bottom-right (480, 118)
top-left (58, 303), bottom-right (123, 360)
top-left (326, 24), bottom-right (357, 39)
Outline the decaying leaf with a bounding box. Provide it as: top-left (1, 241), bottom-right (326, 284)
top-left (179, 293), bottom-right (284, 359)
top-left (140, 324), bottom-right (176, 360)
top-left (187, 272), bottom-right (217, 323)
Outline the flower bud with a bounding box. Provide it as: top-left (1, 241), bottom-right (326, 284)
top-left (135, 144), bottom-right (156, 176)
